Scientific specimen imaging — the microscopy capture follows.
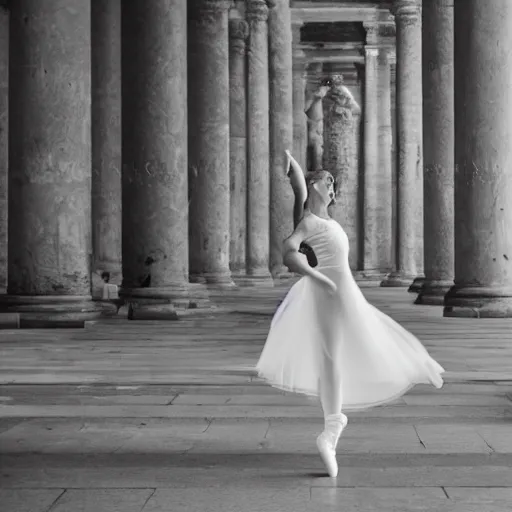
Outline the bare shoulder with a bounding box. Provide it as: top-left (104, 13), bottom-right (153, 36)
top-left (283, 212), bottom-right (316, 248)
top-left (296, 211), bottom-right (318, 233)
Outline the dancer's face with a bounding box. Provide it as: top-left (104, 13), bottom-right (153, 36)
top-left (307, 171), bottom-right (335, 205)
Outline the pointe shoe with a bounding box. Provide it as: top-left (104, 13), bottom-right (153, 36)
top-left (316, 413), bottom-right (348, 478)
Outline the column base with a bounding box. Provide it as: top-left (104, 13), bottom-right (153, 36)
top-left (443, 285), bottom-right (512, 318)
top-left (408, 276), bottom-right (425, 293)
top-left (0, 295), bottom-right (107, 328)
top-left (271, 270), bottom-right (296, 282)
top-left (233, 273), bottom-right (274, 288)
top-left (353, 270), bottom-right (388, 287)
top-left (236, 267), bottom-right (274, 287)
top-left (189, 271), bottom-right (236, 289)
top-left (415, 279), bottom-right (453, 306)
top-left (121, 285), bottom-right (211, 320)
top-left (380, 271), bottom-right (416, 288)
top-left (270, 265), bottom-right (294, 281)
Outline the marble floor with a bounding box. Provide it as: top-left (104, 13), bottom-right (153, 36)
top-left (0, 284), bottom-right (511, 511)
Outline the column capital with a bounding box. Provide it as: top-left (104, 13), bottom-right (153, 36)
top-left (392, 0), bottom-right (421, 20)
top-left (363, 22), bottom-right (380, 44)
top-left (201, 0), bottom-right (232, 14)
top-left (246, 0), bottom-right (268, 22)
top-left (365, 47), bottom-right (380, 58)
top-left (229, 18), bottom-right (249, 40)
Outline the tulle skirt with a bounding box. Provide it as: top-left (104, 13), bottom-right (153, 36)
top-left (256, 267), bottom-right (445, 411)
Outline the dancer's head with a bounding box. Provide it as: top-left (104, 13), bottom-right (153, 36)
top-left (305, 170), bottom-right (336, 206)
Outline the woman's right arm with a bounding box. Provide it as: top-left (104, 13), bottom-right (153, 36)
top-left (282, 219), bottom-right (337, 293)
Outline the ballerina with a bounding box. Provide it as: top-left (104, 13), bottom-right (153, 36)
top-left (256, 151), bottom-right (445, 478)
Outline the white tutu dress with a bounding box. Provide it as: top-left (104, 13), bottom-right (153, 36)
top-left (256, 211), bottom-right (445, 411)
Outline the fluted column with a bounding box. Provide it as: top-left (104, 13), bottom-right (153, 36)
top-left (381, 0), bottom-right (422, 288)
top-left (1, 0), bottom-right (101, 326)
top-left (444, 0), bottom-right (512, 317)
top-left (228, 16), bottom-right (249, 279)
top-left (377, 48), bottom-right (394, 273)
top-left (267, 0), bottom-right (294, 278)
top-left (91, 0), bottom-right (122, 285)
top-left (292, 22), bottom-right (307, 171)
top-left (121, 0), bottom-right (190, 319)
top-left (416, 0), bottom-right (454, 306)
top-left (0, 5), bottom-right (7, 294)
top-left (188, 0), bottom-right (234, 287)
top-left (362, 46), bottom-right (380, 274)
top-left (246, 0), bottom-right (271, 281)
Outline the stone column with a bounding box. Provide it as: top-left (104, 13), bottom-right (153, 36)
top-left (1, 0), bottom-right (100, 326)
top-left (377, 48), bottom-right (394, 273)
top-left (246, 0), bottom-right (271, 281)
top-left (362, 45), bottom-right (381, 274)
top-left (121, 0), bottom-right (190, 319)
top-left (0, 5), bottom-right (7, 294)
top-left (188, 0), bottom-right (234, 287)
top-left (415, 0), bottom-right (454, 306)
top-left (228, 15), bottom-right (249, 280)
top-left (381, 0), bottom-right (422, 288)
top-left (292, 22), bottom-right (307, 171)
top-left (91, 0), bottom-right (122, 289)
top-left (267, 0), bottom-right (294, 278)
top-left (444, 0), bottom-right (512, 317)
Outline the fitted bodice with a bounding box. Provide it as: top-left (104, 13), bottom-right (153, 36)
top-left (301, 213), bottom-right (350, 271)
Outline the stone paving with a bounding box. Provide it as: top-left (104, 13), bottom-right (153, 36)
top-left (0, 285), bottom-right (511, 511)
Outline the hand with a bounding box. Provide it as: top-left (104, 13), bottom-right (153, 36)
top-left (323, 278), bottom-right (337, 295)
top-left (313, 274), bottom-right (336, 295)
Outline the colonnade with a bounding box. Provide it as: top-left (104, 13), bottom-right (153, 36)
top-left (0, 0), bottom-right (297, 322)
top-left (390, 0), bottom-right (512, 317)
top-left (0, 0), bottom-right (511, 323)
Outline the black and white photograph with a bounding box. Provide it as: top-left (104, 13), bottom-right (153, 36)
top-left (0, 0), bottom-right (511, 511)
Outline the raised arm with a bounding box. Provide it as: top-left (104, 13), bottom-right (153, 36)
top-left (305, 84), bottom-right (331, 120)
top-left (285, 150), bottom-right (308, 228)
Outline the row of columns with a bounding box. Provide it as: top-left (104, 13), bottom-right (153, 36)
top-left (1, 0), bottom-right (511, 319)
top-left (0, 0), bottom-right (297, 323)
top-left (391, 0), bottom-right (512, 317)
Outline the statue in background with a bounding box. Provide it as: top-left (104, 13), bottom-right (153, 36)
top-left (322, 74), bottom-right (361, 190)
top-left (305, 79), bottom-right (330, 172)
top-left (322, 74), bottom-right (362, 269)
